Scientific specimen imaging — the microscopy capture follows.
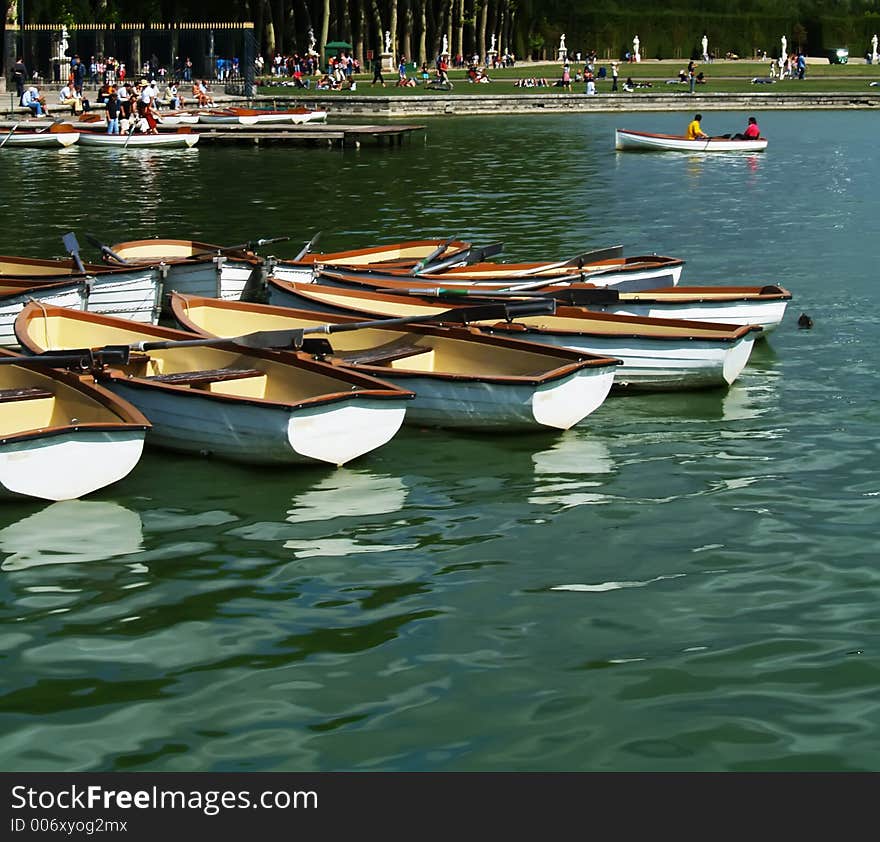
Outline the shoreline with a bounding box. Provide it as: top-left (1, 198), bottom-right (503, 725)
top-left (253, 91), bottom-right (880, 117)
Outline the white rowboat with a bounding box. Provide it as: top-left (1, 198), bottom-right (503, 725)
top-left (615, 128), bottom-right (769, 153)
top-left (14, 304), bottom-right (413, 467)
top-left (0, 350), bottom-right (150, 501)
top-left (77, 129), bottom-right (199, 148)
top-left (171, 294), bottom-right (622, 432)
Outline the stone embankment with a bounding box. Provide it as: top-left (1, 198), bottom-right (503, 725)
top-left (260, 91), bottom-right (880, 118)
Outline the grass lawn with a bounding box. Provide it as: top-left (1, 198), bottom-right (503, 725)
top-left (258, 60), bottom-right (880, 98)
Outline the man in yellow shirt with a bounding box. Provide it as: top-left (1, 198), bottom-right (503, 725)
top-left (686, 113), bottom-right (708, 139)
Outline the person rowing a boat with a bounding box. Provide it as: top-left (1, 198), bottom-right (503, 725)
top-left (686, 113), bottom-right (708, 140)
top-left (731, 116), bottom-right (761, 141)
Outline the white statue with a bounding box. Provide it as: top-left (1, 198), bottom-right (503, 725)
top-left (872, 33), bottom-right (878, 63)
top-left (781, 35), bottom-right (787, 58)
top-left (384, 30), bottom-right (391, 54)
top-left (307, 27), bottom-right (316, 55)
top-left (490, 33), bottom-right (496, 53)
top-left (60, 26), bottom-right (69, 61)
top-left (559, 34), bottom-right (566, 52)
top-left (701, 34), bottom-right (708, 61)
top-left (442, 34), bottom-right (448, 56)
top-left (633, 34), bottom-right (640, 62)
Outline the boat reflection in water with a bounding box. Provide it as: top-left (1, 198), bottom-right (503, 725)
top-left (284, 471), bottom-right (415, 559)
top-left (0, 500), bottom-right (144, 571)
top-left (529, 432), bottom-right (616, 509)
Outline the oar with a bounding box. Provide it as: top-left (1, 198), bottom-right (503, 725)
top-left (512, 245), bottom-right (625, 277)
top-left (0, 346), bottom-right (132, 368)
top-left (411, 235), bottom-right (460, 273)
top-left (62, 232), bottom-right (87, 274)
top-left (375, 286), bottom-right (622, 305)
top-left (0, 123), bottom-right (20, 148)
top-left (292, 231), bottom-right (322, 262)
top-left (83, 233), bottom-right (131, 265)
top-left (189, 236), bottom-right (292, 260)
top-left (415, 242), bottom-right (504, 275)
top-left (122, 120), bottom-right (138, 149)
top-left (130, 299), bottom-right (557, 353)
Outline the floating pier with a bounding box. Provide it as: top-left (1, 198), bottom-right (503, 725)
top-left (168, 122), bottom-right (425, 148)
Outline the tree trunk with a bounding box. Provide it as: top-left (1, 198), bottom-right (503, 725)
top-left (319, 0), bottom-right (331, 67)
top-left (418, 0), bottom-right (427, 65)
top-left (402, 1), bottom-right (413, 65)
top-left (264, 0), bottom-right (276, 58)
top-left (353, 0), bottom-right (365, 65)
top-left (478, 0), bottom-right (488, 62)
top-left (370, 0), bottom-right (384, 55)
top-left (273, 0), bottom-right (285, 54)
top-left (456, 0), bottom-right (464, 60)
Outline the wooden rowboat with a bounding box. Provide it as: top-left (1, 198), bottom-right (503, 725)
top-left (311, 272), bottom-right (792, 336)
top-left (0, 349), bottom-right (150, 501)
top-left (14, 304), bottom-right (412, 467)
top-left (171, 294), bottom-right (621, 432)
top-left (0, 256), bottom-right (163, 327)
top-left (263, 280), bottom-right (761, 391)
top-left (77, 127), bottom-right (199, 148)
top-left (615, 129), bottom-right (769, 153)
top-left (0, 124), bottom-right (79, 148)
top-left (305, 254), bottom-right (685, 291)
top-left (197, 107), bottom-right (328, 125)
top-left (108, 237), bottom-right (475, 303)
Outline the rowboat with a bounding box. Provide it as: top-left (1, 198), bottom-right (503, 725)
top-left (0, 256), bottom-right (163, 328)
top-left (197, 107), bottom-right (328, 125)
top-left (615, 129), bottom-right (769, 153)
top-left (77, 128), bottom-right (199, 148)
top-left (171, 294), bottom-right (621, 432)
top-left (308, 254), bottom-right (685, 291)
top-left (263, 280), bottom-right (761, 391)
top-left (310, 275), bottom-right (792, 336)
top-left (14, 304), bottom-right (413, 467)
top-left (159, 112), bottom-right (200, 126)
top-left (0, 124), bottom-right (79, 148)
top-left (106, 239), bottom-right (260, 302)
top-left (0, 349), bottom-right (150, 501)
top-left (108, 237), bottom-right (475, 302)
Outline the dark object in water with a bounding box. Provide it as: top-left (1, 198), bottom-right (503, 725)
top-left (797, 312), bottom-right (813, 329)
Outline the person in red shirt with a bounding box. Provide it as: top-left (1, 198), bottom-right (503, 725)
top-left (733, 116), bottom-right (761, 140)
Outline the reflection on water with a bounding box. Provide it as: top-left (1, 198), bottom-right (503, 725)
top-left (529, 432), bottom-right (615, 508)
top-left (0, 501), bottom-right (143, 571)
top-left (286, 470), bottom-right (408, 523)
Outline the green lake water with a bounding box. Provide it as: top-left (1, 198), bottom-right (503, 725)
top-left (0, 109), bottom-right (878, 771)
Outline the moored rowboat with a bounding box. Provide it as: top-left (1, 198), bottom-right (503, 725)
top-left (77, 128), bottom-right (199, 148)
top-left (0, 124), bottom-right (79, 148)
top-left (0, 349), bottom-right (150, 501)
top-left (263, 280), bottom-right (761, 391)
top-left (171, 293), bottom-right (621, 432)
top-left (197, 107), bottom-right (328, 125)
top-left (615, 128), bottom-right (769, 153)
top-left (14, 304), bottom-right (413, 467)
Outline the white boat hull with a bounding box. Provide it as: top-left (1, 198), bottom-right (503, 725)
top-left (78, 132), bottom-right (199, 148)
top-left (0, 430), bottom-right (145, 501)
top-left (615, 129), bottom-right (768, 153)
top-left (377, 366), bottom-right (616, 430)
top-left (109, 381), bottom-right (406, 466)
top-left (1, 132), bottom-right (79, 148)
top-left (593, 298), bottom-right (788, 334)
top-left (479, 329), bottom-right (755, 391)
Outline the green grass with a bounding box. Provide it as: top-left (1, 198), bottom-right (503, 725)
top-left (256, 60), bottom-right (880, 98)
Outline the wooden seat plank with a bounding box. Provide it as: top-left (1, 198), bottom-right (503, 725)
top-left (145, 368), bottom-right (263, 387)
top-left (0, 386), bottom-right (54, 403)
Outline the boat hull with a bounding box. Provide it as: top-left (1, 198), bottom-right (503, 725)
top-left (78, 132), bottom-right (199, 148)
top-left (1, 132), bottom-right (79, 148)
top-left (615, 129), bottom-right (769, 153)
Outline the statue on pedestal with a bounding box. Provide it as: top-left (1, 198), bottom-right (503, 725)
top-left (633, 35), bottom-right (640, 62)
top-left (384, 30), bottom-right (391, 55)
top-left (872, 33), bottom-right (878, 64)
top-left (442, 34), bottom-right (449, 56)
top-left (701, 34), bottom-right (708, 61)
top-left (781, 34), bottom-right (787, 58)
top-left (307, 27), bottom-right (317, 56)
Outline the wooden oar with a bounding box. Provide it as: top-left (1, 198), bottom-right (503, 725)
top-left (0, 346), bottom-right (132, 368)
top-left (376, 286), bottom-right (622, 305)
top-left (189, 236), bottom-right (292, 260)
top-left (415, 242), bottom-right (504, 274)
top-left (121, 120), bottom-right (138, 149)
top-left (62, 232), bottom-right (87, 274)
top-left (83, 233), bottom-right (131, 265)
top-left (131, 299), bottom-right (557, 353)
top-left (411, 235), bottom-right (460, 274)
top-left (512, 245), bottom-right (626, 277)
top-left (292, 231), bottom-right (322, 262)
top-left (0, 123), bottom-right (20, 148)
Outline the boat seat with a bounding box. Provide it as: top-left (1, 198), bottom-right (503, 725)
top-left (0, 386), bottom-right (54, 403)
top-left (145, 368), bottom-right (264, 387)
top-left (338, 339), bottom-right (428, 366)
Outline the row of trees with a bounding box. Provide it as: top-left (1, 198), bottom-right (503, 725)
top-left (5, 1), bottom-right (880, 67)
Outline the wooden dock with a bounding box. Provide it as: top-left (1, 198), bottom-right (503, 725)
top-left (171, 123), bottom-right (425, 148)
